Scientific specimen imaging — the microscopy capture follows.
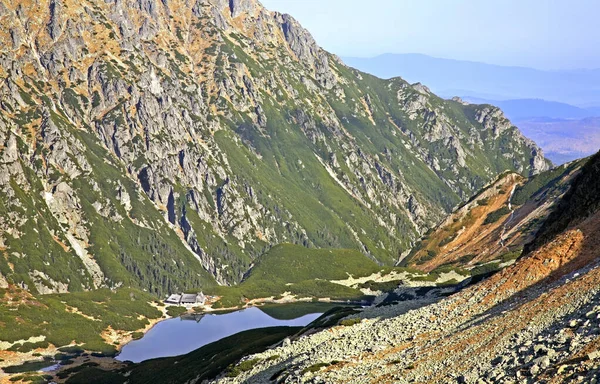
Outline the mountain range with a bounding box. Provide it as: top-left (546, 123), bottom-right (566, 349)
top-left (0, 0), bottom-right (547, 298)
top-left (61, 140), bottom-right (600, 384)
top-left (3, 0), bottom-right (599, 383)
top-left (461, 97), bottom-right (600, 121)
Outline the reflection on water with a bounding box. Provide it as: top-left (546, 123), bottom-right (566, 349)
top-left (117, 306), bottom-right (322, 363)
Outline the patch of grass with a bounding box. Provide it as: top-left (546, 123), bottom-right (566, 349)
top-left (456, 254), bottom-right (477, 265)
top-left (436, 278), bottom-right (460, 287)
top-left (302, 362), bottom-right (330, 374)
top-left (477, 197), bottom-right (490, 206)
top-left (469, 262), bottom-right (501, 277)
top-left (411, 248), bottom-right (438, 266)
top-left (226, 358), bottom-right (262, 377)
top-left (166, 306), bottom-right (187, 317)
top-left (288, 280), bottom-right (371, 301)
top-left (483, 207), bottom-right (511, 225)
top-left (7, 340), bottom-right (49, 353)
top-left (58, 346), bottom-right (85, 355)
top-left (438, 234), bottom-right (457, 247)
top-left (8, 374), bottom-right (52, 384)
top-left (512, 160), bottom-right (583, 206)
top-left (499, 249), bottom-right (522, 263)
top-left (339, 318), bottom-right (361, 326)
top-left (206, 244), bottom-right (379, 306)
top-left (410, 273), bottom-right (439, 282)
top-left (359, 280), bottom-right (402, 292)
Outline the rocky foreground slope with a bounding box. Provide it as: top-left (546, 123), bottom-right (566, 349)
top-left (216, 153), bottom-right (600, 383)
top-left (0, 0), bottom-right (548, 296)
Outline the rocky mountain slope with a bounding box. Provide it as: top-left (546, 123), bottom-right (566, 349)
top-left (210, 152), bottom-right (600, 383)
top-left (404, 159), bottom-right (584, 272)
top-left (0, 0), bottom-right (548, 297)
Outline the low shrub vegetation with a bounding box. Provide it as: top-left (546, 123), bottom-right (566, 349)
top-left (302, 362), bottom-right (331, 374)
top-left (339, 318), bottom-right (361, 326)
top-left (206, 244), bottom-right (378, 307)
top-left (0, 288), bottom-right (162, 356)
top-left (226, 358), bottom-right (263, 377)
top-left (166, 306), bottom-right (188, 317)
top-left (484, 207), bottom-right (511, 225)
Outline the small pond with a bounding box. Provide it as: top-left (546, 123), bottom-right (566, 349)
top-left (116, 303), bottom-right (333, 363)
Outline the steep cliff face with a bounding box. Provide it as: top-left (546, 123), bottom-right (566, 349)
top-left (0, 0), bottom-right (549, 295)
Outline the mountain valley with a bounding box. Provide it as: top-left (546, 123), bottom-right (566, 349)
top-left (54, 153), bottom-right (600, 383)
top-left (1, 0), bottom-right (598, 383)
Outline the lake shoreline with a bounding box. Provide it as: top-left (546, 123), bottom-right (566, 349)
top-left (0, 298), bottom-right (361, 382)
top-left (116, 304), bottom-right (331, 363)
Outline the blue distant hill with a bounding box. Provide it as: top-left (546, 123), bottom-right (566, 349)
top-left (343, 53), bottom-right (600, 107)
top-left (461, 97), bottom-right (598, 121)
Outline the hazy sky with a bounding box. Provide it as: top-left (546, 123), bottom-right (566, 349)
top-left (260, 0), bottom-right (600, 70)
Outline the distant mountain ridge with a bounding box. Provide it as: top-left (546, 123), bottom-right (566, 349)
top-left (343, 53), bottom-right (600, 106)
top-left (516, 117), bottom-right (600, 165)
top-left (462, 97), bottom-right (599, 121)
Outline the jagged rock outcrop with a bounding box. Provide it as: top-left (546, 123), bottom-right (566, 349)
top-left (0, 0), bottom-right (549, 295)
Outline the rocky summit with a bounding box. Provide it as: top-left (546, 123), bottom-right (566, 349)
top-left (0, 0), bottom-right (549, 298)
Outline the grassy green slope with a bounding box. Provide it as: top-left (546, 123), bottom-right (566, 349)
top-left (0, 287), bottom-right (162, 355)
top-left (246, 244), bottom-right (381, 282)
top-left (205, 244), bottom-right (380, 307)
top-left (512, 158), bottom-right (586, 206)
top-left (215, 101), bottom-right (409, 265)
top-left (526, 151), bottom-right (600, 252)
